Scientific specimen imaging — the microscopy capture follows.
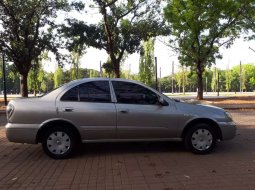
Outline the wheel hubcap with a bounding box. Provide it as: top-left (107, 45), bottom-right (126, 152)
top-left (47, 131), bottom-right (71, 155)
top-left (191, 129), bottom-right (213, 151)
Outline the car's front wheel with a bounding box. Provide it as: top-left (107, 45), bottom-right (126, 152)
top-left (184, 123), bottom-right (217, 154)
top-left (42, 127), bottom-right (78, 159)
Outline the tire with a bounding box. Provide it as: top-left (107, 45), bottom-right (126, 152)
top-left (184, 123), bottom-right (217, 154)
top-left (42, 126), bottom-right (79, 159)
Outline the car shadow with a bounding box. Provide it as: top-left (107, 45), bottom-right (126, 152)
top-left (1, 124), bottom-right (255, 160)
top-left (0, 114), bottom-right (7, 126)
top-left (76, 124), bottom-right (255, 157)
top-left (78, 141), bottom-right (186, 156)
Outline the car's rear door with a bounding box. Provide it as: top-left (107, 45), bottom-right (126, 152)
top-left (56, 80), bottom-right (116, 140)
top-left (111, 80), bottom-right (180, 139)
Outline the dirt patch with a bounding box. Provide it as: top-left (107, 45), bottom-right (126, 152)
top-left (0, 106), bottom-right (6, 111)
top-left (204, 96), bottom-right (255, 105)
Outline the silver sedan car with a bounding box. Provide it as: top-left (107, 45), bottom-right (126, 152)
top-left (5, 78), bottom-right (236, 159)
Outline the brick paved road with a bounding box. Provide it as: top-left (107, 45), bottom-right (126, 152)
top-left (0, 111), bottom-right (255, 190)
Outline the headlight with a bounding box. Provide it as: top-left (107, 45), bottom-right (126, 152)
top-left (6, 104), bottom-right (14, 120)
top-left (225, 111), bottom-right (233, 121)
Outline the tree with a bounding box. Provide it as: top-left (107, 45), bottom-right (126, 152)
top-left (89, 69), bottom-right (99, 78)
top-left (102, 59), bottom-right (115, 78)
top-left (0, 59), bottom-right (2, 79)
top-left (181, 66), bottom-right (188, 94)
top-left (231, 63), bottom-right (255, 92)
top-left (3, 63), bottom-right (20, 94)
top-left (63, 0), bottom-right (167, 78)
top-left (202, 69), bottom-right (213, 93)
top-left (242, 64), bottom-right (255, 91)
top-left (225, 69), bottom-right (234, 92)
top-left (28, 53), bottom-right (49, 96)
top-left (139, 38), bottom-right (155, 86)
top-left (187, 71), bottom-right (198, 92)
top-left (0, 0), bottom-right (72, 97)
top-left (211, 67), bottom-right (218, 92)
top-left (164, 0), bottom-right (244, 99)
top-left (160, 76), bottom-right (172, 93)
top-left (70, 50), bottom-right (84, 80)
top-left (28, 63), bottom-right (44, 96)
top-left (240, 1), bottom-right (255, 39)
top-left (54, 67), bottom-right (64, 88)
top-left (175, 71), bottom-right (182, 93)
top-left (174, 65), bottom-right (188, 94)
top-left (41, 72), bottom-right (54, 93)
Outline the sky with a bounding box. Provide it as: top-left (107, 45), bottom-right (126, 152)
top-left (48, 36), bottom-right (255, 78)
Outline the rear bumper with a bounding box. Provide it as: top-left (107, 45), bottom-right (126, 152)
top-left (218, 121), bottom-right (236, 140)
top-left (5, 123), bottom-right (39, 144)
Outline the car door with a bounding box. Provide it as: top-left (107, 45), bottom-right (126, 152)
top-left (111, 80), bottom-right (180, 139)
top-left (56, 80), bottom-right (116, 140)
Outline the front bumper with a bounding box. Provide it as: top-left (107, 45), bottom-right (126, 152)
top-left (5, 123), bottom-right (39, 144)
top-left (218, 121), bottom-right (236, 140)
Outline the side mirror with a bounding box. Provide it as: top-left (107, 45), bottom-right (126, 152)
top-left (158, 96), bottom-right (169, 106)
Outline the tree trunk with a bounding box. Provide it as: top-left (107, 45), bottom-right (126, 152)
top-left (20, 73), bottom-right (29, 97)
top-left (114, 66), bottom-right (120, 78)
top-left (196, 62), bottom-right (204, 100)
top-left (112, 59), bottom-right (120, 78)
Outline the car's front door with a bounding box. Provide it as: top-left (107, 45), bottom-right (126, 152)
top-left (56, 80), bottom-right (116, 140)
top-left (111, 81), bottom-right (180, 140)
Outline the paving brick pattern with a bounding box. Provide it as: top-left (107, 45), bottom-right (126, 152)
top-left (0, 110), bottom-right (255, 190)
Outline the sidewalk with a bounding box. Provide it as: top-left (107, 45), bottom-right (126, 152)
top-left (0, 110), bottom-right (255, 189)
top-left (0, 109), bottom-right (5, 115)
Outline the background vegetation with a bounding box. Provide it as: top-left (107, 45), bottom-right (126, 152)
top-left (1, 0), bottom-right (255, 99)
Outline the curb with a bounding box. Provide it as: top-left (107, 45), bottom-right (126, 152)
top-left (184, 99), bottom-right (255, 110)
top-left (200, 103), bottom-right (255, 110)
top-left (216, 105), bottom-right (255, 110)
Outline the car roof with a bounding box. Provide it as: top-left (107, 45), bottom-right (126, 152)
top-left (42, 77), bottom-right (158, 100)
top-left (70, 77), bottom-right (147, 86)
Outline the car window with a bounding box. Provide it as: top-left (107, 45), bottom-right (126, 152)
top-left (61, 86), bottom-right (78, 101)
top-left (61, 81), bottom-right (111, 103)
top-left (112, 81), bottom-right (159, 105)
top-left (79, 81), bottom-right (111, 102)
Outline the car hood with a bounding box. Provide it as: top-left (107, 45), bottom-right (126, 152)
top-left (174, 101), bottom-right (227, 121)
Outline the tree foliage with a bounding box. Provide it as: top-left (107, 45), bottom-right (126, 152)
top-left (54, 67), bottom-right (64, 88)
top-left (139, 38), bottom-right (155, 86)
top-left (102, 59), bottom-right (115, 78)
top-left (164, 0), bottom-right (244, 99)
top-left (28, 53), bottom-right (49, 95)
top-left (230, 63), bottom-right (255, 92)
top-left (240, 0), bottom-right (255, 39)
top-left (70, 50), bottom-right (84, 80)
top-left (0, 0), bottom-right (72, 97)
top-left (63, 0), bottom-right (168, 78)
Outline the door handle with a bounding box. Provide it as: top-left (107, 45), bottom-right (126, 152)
top-left (120, 109), bottom-right (129, 113)
top-left (64, 107), bottom-right (74, 112)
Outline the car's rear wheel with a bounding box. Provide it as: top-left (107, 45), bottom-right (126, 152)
top-left (42, 127), bottom-right (78, 159)
top-left (184, 123), bottom-right (217, 154)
